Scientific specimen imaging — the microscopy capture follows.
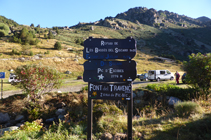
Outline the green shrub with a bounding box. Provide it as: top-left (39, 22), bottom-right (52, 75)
top-left (75, 38), bottom-right (84, 46)
top-left (0, 30), bottom-right (6, 37)
top-left (14, 64), bottom-right (62, 99)
top-left (54, 42), bottom-right (62, 50)
top-left (184, 53), bottom-right (211, 100)
top-left (176, 60), bottom-right (182, 64)
top-left (29, 51), bottom-right (33, 56)
top-left (93, 103), bottom-right (123, 121)
top-left (146, 83), bottom-right (196, 100)
top-left (44, 34), bottom-right (47, 39)
top-left (48, 30), bottom-right (54, 39)
top-left (174, 101), bottom-right (203, 117)
top-left (44, 50), bottom-right (50, 54)
top-left (0, 23), bottom-right (10, 36)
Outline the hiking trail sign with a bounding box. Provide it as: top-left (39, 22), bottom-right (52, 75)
top-left (84, 37), bottom-right (136, 140)
top-left (83, 37), bottom-right (136, 60)
top-left (83, 60), bottom-right (137, 82)
top-left (88, 82), bottom-right (132, 100)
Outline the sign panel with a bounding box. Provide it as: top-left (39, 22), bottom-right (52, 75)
top-left (88, 82), bottom-right (132, 100)
top-left (0, 72), bottom-right (5, 79)
top-left (83, 60), bottom-right (137, 82)
top-left (83, 37), bottom-right (136, 60)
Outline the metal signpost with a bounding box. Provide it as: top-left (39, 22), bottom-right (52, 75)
top-left (0, 72), bottom-right (5, 99)
top-left (83, 37), bottom-right (136, 140)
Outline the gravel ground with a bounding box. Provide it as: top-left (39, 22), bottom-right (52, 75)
top-left (1, 84), bottom-right (87, 99)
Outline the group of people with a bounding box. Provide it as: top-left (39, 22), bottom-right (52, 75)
top-left (175, 71), bottom-right (180, 84)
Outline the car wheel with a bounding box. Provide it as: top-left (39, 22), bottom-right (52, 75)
top-left (170, 77), bottom-right (174, 80)
top-left (150, 80), bottom-right (153, 82)
top-left (157, 78), bottom-right (160, 82)
top-left (140, 79), bottom-right (143, 81)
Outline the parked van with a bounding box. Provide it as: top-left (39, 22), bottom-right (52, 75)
top-left (148, 70), bottom-right (174, 82)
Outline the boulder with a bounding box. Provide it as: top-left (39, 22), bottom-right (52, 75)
top-left (55, 109), bottom-right (66, 116)
top-left (168, 96), bottom-right (181, 106)
top-left (113, 133), bottom-right (127, 140)
top-left (15, 115), bottom-right (24, 122)
top-left (45, 118), bottom-right (55, 124)
top-left (0, 126), bottom-right (19, 136)
top-left (0, 113), bottom-right (10, 124)
top-left (5, 120), bottom-right (17, 127)
top-left (55, 102), bottom-right (66, 108)
top-left (65, 71), bottom-right (72, 74)
top-left (100, 132), bottom-right (113, 140)
top-left (58, 115), bottom-right (65, 121)
top-left (133, 92), bottom-right (136, 98)
top-left (136, 90), bottom-right (144, 98)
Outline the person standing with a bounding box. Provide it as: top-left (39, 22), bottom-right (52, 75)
top-left (175, 71), bottom-right (180, 84)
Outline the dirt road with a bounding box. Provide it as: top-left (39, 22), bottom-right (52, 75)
top-left (0, 80), bottom-right (158, 99)
top-left (1, 83), bottom-right (87, 99)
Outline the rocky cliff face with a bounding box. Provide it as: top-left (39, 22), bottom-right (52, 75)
top-left (115, 7), bottom-right (204, 27)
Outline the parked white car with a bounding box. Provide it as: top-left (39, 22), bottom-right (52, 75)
top-left (8, 73), bottom-right (20, 85)
top-left (148, 70), bottom-right (174, 82)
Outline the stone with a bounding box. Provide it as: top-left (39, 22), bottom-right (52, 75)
top-left (113, 133), bottom-right (127, 140)
top-left (0, 112), bottom-right (10, 124)
top-left (55, 109), bottom-right (66, 116)
top-left (5, 120), bottom-right (17, 127)
top-left (134, 100), bottom-right (142, 104)
top-left (57, 91), bottom-right (62, 93)
top-left (168, 96), bottom-right (181, 106)
top-left (0, 126), bottom-right (19, 136)
top-left (55, 102), bottom-right (66, 108)
top-left (16, 123), bottom-right (24, 127)
top-left (65, 71), bottom-right (72, 74)
top-left (15, 115), bottom-right (24, 122)
top-left (100, 132), bottom-right (113, 140)
top-left (45, 118), bottom-right (55, 124)
top-left (133, 92), bottom-right (136, 98)
top-left (137, 90), bottom-right (144, 97)
top-left (58, 115), bottom-right (65, 121)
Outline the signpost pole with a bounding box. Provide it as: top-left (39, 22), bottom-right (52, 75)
top-left (87, 95), bottom-right (93, 140)
top-left (1, 79), bottom-right (3, 99)
top-left (127, 82), bottom-right (133, 140)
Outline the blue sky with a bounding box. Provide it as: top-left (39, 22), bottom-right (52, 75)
top-left (0, 0), bottom-right (210, 28)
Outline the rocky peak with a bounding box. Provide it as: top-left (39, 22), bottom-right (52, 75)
top-left (196, 16), bottom-right (211, 22)
top-left (115, 7), bottom-right (203, 26)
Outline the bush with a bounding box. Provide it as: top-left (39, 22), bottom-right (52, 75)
top-left (176, 60), bottom-right (182, 64)
top-left (174, 101), bottom-right (203, 117)
top-left (0, 23), bottom-right (10, 36)
top-left (0, 30), bottom-right (7, 37)
top-left (184, 53), bottom-right (211, 100)
top-left (146, 83), bottom-right (196, 100)
top-left (54, 42), bottom-right (62, 50)
top-left (14, 64), bottom-right (62, 99)
top-left (29, 51), bottom-right (33, 56)
top-left (48, 30), bottom-right (54, 39)
top-left (75, 38), bottom-right (84, 46)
